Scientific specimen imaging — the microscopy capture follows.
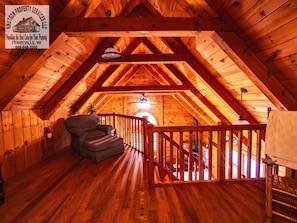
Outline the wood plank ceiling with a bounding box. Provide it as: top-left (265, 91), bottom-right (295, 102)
top-left (1, 0), bottom-right (297, 125)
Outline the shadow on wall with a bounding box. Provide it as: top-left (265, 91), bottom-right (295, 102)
top-left (52, 118), bottom-right (71, 151)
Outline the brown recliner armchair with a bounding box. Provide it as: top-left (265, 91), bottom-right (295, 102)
top-left (65, 114), bottom-right (112, 154)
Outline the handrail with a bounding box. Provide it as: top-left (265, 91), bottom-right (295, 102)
top-left (96, 113), bottom-right (267, 185)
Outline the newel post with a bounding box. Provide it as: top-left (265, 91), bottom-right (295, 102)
top-left (143, 115), bottom-right (154, 184)
top-left (262, 158), bottom-right (274, 223)
top-left (143, 116), bottom-right (148, 158)
top-left (112, 112), bottom-right (117, 136)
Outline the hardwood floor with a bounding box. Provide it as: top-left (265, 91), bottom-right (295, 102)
top-left (0, 146), bottom-right (266, 223)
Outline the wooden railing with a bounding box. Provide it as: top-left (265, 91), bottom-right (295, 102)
top-left (146, 124), bottom-right (267, 184)
top-left (97, 113), bottom-right (148, 153)
top-left (97, 113), bottom-right (267, 185)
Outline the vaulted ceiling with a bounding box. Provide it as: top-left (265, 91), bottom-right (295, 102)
top-left (1, 0), bottom-right (297, 125)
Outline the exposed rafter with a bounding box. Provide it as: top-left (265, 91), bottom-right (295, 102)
top-left (52, 17), bottom-right (230, 37)
top-left (2, 0), bottom-right (295, 126)
top-left (91, 85), bottom-right (193, 92)
top-left (90, 53), bottom-right (189, 64)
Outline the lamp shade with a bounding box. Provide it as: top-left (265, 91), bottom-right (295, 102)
top-left (137, 102), bottom-right (150, 109)
top-left (101, 46), bottom-right (122, 60)
top-left (233, 119), bottom-right (250, 125)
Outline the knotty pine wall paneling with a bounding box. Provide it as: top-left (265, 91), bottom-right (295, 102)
top-left (0, 108), bottom-right (71, 180)
top-left (162, 95), bottom-right (194, 126)
top-left (12, 110), bottom-right (26, 174)
top-left (1, 111), bottom-right (15, 180)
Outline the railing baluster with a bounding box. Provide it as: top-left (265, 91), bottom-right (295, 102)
top-left (198, 130), bottom-right (204, 180)
top-left (169, 132), bottom-right (174, 180)
top-left (179, 132), bottom-right (184, 181)
top-left (237, 130), bottom-right (243, 179)
top-left (228, 130), bottom-right (234, 179)
top-left (247, 130), bottom-right (252, 178)
top-left (159, 133), bottom-right (163, 168)
top-left (188, 131), bottom-right (193, 181)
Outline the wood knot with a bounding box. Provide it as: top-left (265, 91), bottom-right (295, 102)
top-left (232, 1), bottom-right (240, 6)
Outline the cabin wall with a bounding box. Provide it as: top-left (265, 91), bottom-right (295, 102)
top-left (0, 108), bottom-right (71, 180)
top-left (98, 95), bottom-right (196, 126)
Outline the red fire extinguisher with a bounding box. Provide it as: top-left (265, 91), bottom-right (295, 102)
top-left (46, 126), bottom-right (53, 142)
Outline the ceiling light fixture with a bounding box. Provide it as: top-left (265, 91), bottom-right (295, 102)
top-left (101, 45), bottom-right (123, 60)
top-left (136, 94), bottom-right (150, 109)
top-left (233, 88), bottom-right (250, 125)
top-left (101, 10), bottom-right (123, 60)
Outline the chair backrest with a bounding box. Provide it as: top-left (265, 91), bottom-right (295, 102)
top-left (65, 114), bottom-right (99, 131)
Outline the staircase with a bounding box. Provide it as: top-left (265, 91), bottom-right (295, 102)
top-left (272, 176), bottom-right (297, 222)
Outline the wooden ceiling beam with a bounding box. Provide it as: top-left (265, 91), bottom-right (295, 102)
top-left (212, 31), bottom-right (297, 111)
top-left (92, 53), bottom-right (188, 64)
top-left (91, 85), bottom-right (194, 92)
top-left (52, 17), bottom-right (230, 37)
top-left (75, 58), bottom-right (190, 113)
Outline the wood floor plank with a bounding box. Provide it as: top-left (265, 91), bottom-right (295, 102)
top-left (0, 147), bottom-right (266, 222)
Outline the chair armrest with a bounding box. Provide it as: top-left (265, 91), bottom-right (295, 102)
top-left (96, 125), bottom-right (112, 135)
top-left (69, 128), bottom-right (85, 137)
